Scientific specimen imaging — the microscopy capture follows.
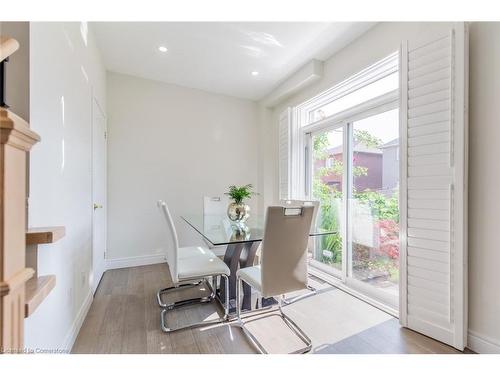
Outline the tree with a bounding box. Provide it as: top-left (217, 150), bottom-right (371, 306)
top-left (354, 129), bottom-right (382, 148)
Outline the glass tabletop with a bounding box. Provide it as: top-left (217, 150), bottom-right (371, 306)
top-left (182, 214), bottom-right (337, 246)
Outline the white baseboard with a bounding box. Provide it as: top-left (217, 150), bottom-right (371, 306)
top-left (467, 330), bottom-right (500, 354)
top-left (106, 254), bottom-right (166, 270)
top-left (62, 290), bottom-right (93, 353)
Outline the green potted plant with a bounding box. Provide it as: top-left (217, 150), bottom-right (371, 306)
top-left (225, 184), bottom-right (258, 223)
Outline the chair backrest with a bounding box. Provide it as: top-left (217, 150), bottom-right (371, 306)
top-left (260, 205), bottom-right (314, 298)
top-left (157, 200), bottom-right (179, 283)
top-left (280, 199), bottom-right (320, 230)
top-left (203, 196), bottom-right (229, 215)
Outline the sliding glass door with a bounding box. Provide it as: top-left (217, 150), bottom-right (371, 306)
top-left (307, 108), bottom-right (400, 309)
top-left (348, 109), bottom-right (399, 307)
top-left (310, 127), bottom-right (345, 277)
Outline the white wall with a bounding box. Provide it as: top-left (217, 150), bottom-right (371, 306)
top-left (107, 72), bottom-right (258, 262)
top-left (26, 22), bottom-right (106, 351)
top-left (259, 21), bottom-right (500, 353)
top-left (467, 22), bottom-right (500, 353)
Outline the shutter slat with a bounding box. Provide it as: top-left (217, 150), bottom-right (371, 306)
top-left (408, 100), bottom-right (450, 119)
top-left (408, 208), bottom-right (449, 221)
top-left (408, 246), bottom-right (450, 262)
top-left (408, 143), bottom-right (450, 157)
top-left (408, 153), bottom-right (449, 166)
top-left (408, 285), bottom-right (448, 303)
top-left (408, 67), bottom-right (451, 90)
top-left (409, 56), bottom-right (451, 80)
top-left (408, 275), bottom-right (448, 294)
top-left (408, 218), bottom-right (450, 231)
top-left (408, 110), bottom-right (450, 128)
top-left (407, 237), bottom-right (449, 252)
top-left (409, 89), bottom-right (450, 108)
top-left (408, 189), bottom-right (449, 200)
top-left (408, 298), bottom-right (450, 320)
top-left (408, 256), bottom-right (449, 273)
top-left (409, 47), bottom-right (451, 71)
top-left (408, 131), bottom-right (450, 147)
top-left (407, 176), bottom-right (452, 189)
top-left (409, 78), bottom-right (450, 99)
top-left (408, 198), bottom-right (449, 210)
top-left (408, 35), bottom-right (451, 59)
top-left (408, 121), bottom-right (449, 138)
top-left (409, 164), bottom-right (451, 177)
top-left (408, 265), bottom-right (449, 284)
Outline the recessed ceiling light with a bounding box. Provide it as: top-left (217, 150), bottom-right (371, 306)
top-left (251, 71), bottom-right (259, 76)
top-left (158, 46), bottom-right (168, 53)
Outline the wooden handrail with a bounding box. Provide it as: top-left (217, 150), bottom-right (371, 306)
top-left (0, 36), bottom-right (19, 62)
top-left (25, 275), bottom-right (56, 317)
top-left (26, 227), bottom-right (66, 246)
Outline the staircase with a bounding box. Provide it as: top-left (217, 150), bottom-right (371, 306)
top-left (0, 35), bottom-right (47, 353)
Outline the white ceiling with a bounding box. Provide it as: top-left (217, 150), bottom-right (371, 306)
top-left (92, 22), bottom-right (375, 101)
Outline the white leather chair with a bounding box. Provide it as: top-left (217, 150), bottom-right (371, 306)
top-left (235, 205), bottom-right (314, 354)
top-left (156, 200), bottom-right (230, 332)
top-left (202, 196), bottom-right (229, 257)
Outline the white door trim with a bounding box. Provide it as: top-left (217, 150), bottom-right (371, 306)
top-left (91, 95), bottom-right (107, 294)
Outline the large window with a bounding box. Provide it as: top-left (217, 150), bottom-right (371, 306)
top-left (296, 53), bottom-right (400, 309)
top-left (309, 72), bottom-right (398, 124)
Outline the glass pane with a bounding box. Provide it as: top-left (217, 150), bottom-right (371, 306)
top-left (308, 73), bottom-right (398, 124)
top-left (350, 109), bottom-right (399, 298)
top-left (311, 127), bottom-right (344, 273)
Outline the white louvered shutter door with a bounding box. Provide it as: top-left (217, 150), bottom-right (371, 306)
top-left (278, 108), bottom-right (292, 200)
top-left (400, 23), bottom-right (468, 350)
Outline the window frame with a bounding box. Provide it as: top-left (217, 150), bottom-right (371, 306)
top-left (300, 90), bottom-right (399, 198)
top-left (296, 52), bottom-right (399, 128)
top-left (297, 87), bottom-right (399, 309)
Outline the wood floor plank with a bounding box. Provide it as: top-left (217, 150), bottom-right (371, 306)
top-left (72, 264), bottom-right (465, 355)
top-left (121, 294), bottom-right (147, 353)
top-left (72, 295), bottom-right (111, 354)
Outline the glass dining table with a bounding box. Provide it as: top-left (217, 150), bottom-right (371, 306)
top-left (182, 213), bottom-right (337, 311)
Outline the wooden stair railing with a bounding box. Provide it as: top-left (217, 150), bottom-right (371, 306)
top-left (1, 35), bottom-right (41, 353)
top-left (1, 36), bottom-right (20, 108)
top-left (0, 36), bottom-right (20, 62)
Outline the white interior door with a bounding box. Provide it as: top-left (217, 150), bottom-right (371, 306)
top-left (91, 97), bottom-right (107, 294)
top-left (400, 22), bottom-right (468, 350)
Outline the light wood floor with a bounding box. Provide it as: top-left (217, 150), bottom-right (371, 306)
top-left (72, 263), bottom-right (463, 354)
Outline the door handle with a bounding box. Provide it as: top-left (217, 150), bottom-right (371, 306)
top-left (93, 203), bottom-right (103, 210)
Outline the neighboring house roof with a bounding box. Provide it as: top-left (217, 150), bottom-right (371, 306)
top-left (328, 142), bottom-right (382, 156)
top-left (379, 138), bottom-right (399, 149)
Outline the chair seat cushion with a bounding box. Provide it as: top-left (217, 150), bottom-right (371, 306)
top-left (236, 265), bottom-right (262, 292)
top-left (178, 245), bottom-right (215, 259)
top-left (178, 246), bottom-right (230, 280)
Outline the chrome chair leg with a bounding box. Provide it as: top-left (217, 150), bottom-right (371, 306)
top-left (234, 276), bottom-right (312, 354)
top-left (157, 280), bottom-right (209, 308)
top-left (282, 283), bottom-right (317, 305)
top-left (159, 274), bottom-right (230, 333)
top-left (277, 296), bottom-right (312, 354)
